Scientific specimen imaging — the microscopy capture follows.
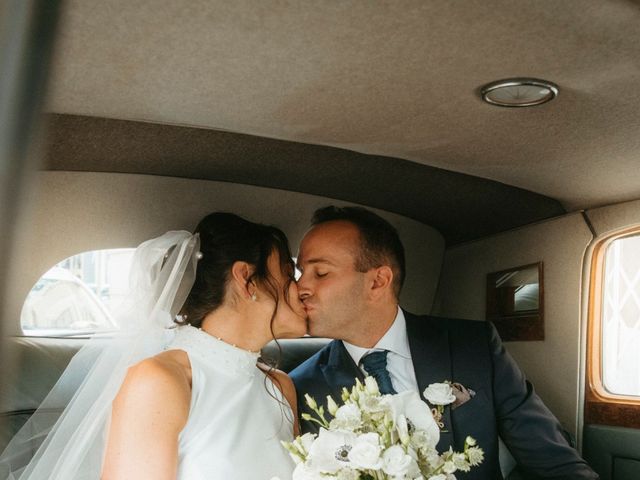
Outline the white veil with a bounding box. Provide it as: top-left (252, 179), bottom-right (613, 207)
top-left (0, 231), bottom-right (200, 479)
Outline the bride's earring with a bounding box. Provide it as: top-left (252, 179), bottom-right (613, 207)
top-left (251, 292), bottom-right (257, 302)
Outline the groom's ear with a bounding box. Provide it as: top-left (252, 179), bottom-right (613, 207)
top-left (368, 266), bottom-right (394, 300)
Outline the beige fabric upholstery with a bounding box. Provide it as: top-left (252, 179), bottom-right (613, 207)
top-left (0, 335), bottom-right (328, 453)
top-left (0, 337), bottom-right (85, 452)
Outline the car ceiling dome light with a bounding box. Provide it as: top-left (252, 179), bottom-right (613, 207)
top-left (480, 78), bottom-right (558, 107)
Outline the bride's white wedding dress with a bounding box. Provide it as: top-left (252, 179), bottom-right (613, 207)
top-left (167, 324), bottom-right (295, 480)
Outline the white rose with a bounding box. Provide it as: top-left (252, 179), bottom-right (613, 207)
top-left (347, 433), bottom-right (383, 470)
top-left (359, 394), bottom-right (386, 415)
top-left (422, 383), bottom-right (456, 406)
top-left (381, 445), bottom-right (414, 476)
top-left (405, 447), bottom-right (422, 478)
top-left (335, 403), bottom-right (361, 422)
top-left (428, 475), bottom-right (447, 480)
top-left (330, 403), bottom-right (362, 430)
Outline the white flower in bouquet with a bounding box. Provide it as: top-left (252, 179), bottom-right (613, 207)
top-left (381, 445), bottom-right (419, 477)
top-left (307, 429), bottom-right (357, 474)
top-left (336, 469), bottom-right (360, 480)
top-left (286, 432), bottom-right (317, 465)
top-left (348, 432), bottom-right (383, 470)
top-left (292, 462), bottom-right (326, 480)
top-left (359, 393), bottom-right (385, 415)
top-left (410, 429), bottom-right (437, 454)
top-left (330, 403), bottom-right (362, 430)
top-left (382, 391), bottom-right (440, 448)
top-left (466, 446), bottom-right (484, 466)
top-left (283, 377), bottom-right (483, 479)
top-left (364, 376), bottom-right (380, 395)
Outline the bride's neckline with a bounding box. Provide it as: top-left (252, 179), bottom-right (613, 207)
top-left (169, 325), bottom-right (261, 377)
top-left (199, 327), bottom-right (261, 354)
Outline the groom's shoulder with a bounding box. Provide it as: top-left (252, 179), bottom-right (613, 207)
top-left (404, 310), bottom-right (492, 342)
top-left (288, 339), bottom-right (338, 380)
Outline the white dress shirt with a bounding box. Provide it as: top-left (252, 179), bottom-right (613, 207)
top-left (343, 307), bottom-right (419, 393)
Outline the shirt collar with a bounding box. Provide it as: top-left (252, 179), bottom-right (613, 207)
top-left (343, 306), bottom-right (411, 365)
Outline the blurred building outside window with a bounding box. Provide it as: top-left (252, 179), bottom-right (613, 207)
top-left (21, 249), bottom-right (135, 336)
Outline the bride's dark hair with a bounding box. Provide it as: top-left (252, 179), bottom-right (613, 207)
top-left (176, 213), bottom-right (296, 424)
top-left (177, 212), bottom-right (296, 328)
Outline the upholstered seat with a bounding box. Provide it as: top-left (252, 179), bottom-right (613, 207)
top-left (1, 337), bottom-right (85, 451)
top-left (0, 335), bottom-right (329, 453)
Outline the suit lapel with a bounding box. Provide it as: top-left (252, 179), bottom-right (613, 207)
top-left (315, 318), bottom-right (455, 450)
top-left (405, 312), bottom-right (454, 450)
top-left (320, 340), bottom-right (365, 401)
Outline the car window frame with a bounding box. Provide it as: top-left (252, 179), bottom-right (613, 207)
top-left (585, 226), bottom-right (640, 428)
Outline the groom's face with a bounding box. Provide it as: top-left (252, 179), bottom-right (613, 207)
top-left (296, 221), bottom-right (368, 341)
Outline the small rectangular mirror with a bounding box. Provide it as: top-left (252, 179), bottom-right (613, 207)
top-left (486, 262), bottom-right (544, 341)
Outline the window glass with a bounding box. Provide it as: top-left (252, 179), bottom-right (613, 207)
top-left (293, 257), bottom-right (301, 280)
top-left (602, 234), bottom-right (640, 396)
top-left (21, 249), bottom-right (135, 336)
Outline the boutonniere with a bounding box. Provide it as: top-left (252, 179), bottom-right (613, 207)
top-left (423, 381), bottom-right (476, 430)
top-left (422, 382), bottom-right (456, 430)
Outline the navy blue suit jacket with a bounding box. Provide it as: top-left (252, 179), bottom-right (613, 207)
top-left (289, 312), bottom-right (597, 479)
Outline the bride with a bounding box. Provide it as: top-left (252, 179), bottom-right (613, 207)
top-left (0, 212), bottom-right (307, 480)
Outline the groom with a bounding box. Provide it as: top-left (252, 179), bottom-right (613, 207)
top-left (289, 206), bottom-right (598, 479)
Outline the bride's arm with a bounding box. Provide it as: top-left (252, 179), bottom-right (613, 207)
top-left (102, 353), bottom-right (191, 480)
top-left (267, 369), bottom-right (300, 437)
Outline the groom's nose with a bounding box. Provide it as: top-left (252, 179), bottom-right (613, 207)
top-left (298, 286), bottom-right (311, 300)
top-left (297, 277), bottom-right (311, 300)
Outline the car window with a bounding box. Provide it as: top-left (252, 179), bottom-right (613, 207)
top-left (602, 234), bottom-right (640, 396)
top-left (21, 249), bottom-right (135, 336)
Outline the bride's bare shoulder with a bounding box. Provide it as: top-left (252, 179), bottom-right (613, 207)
top-left (114, 350), bottom-right (192, 424)
top-left (129, 348), bottom-right (190, 379)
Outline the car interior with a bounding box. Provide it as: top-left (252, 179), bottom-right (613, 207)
top-left (1, 1), bottom-right (640, 479)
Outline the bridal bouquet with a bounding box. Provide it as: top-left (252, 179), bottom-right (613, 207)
top-left (282, 378), bottom-right (483, 480)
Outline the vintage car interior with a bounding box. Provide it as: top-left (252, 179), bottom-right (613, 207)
top-left (1, 1), bottom-right (640, 479)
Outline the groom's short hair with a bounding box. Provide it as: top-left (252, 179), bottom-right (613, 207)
top-left (311, 206), bottom-right (406, 298)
